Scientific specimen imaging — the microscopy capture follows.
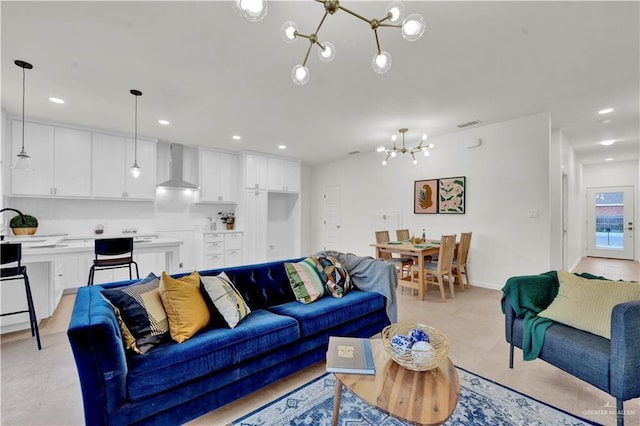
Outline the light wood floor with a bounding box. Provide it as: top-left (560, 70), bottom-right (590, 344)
top-left (1, 257), bottom-right (638, 425)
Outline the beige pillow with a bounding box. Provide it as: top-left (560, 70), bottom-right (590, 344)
top-left (200, 272), bottom-right (251, 329)
top-left (538, 270), bottom-right (640, 339)
top-left (159, 271), bottom-right (210, 343)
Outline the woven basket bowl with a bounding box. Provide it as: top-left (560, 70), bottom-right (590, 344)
top-left (382, 322), bottom-right (449, 371)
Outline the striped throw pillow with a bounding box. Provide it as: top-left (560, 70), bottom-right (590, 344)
top-left (284, 258), bottom-right (326, 304)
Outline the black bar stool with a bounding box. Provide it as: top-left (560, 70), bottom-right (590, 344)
top-left (0, 243), bottom-right (42, 350)
top-left (87, 238), bottom-right (139, 285)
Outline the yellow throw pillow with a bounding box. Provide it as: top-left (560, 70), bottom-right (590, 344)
top-left (538, 270), bottom-right (640, 339)
top-left (159, 271), bottom-right (210, 343)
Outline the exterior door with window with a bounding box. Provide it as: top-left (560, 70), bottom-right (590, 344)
top-left (586, 187), bottom-right (634, 260)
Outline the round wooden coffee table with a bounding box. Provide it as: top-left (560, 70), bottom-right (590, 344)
top-left (331, 339), bottom-right (459, 426)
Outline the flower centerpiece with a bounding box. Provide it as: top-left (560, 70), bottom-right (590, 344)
top-left (218, 211), bottom-right (235, 230)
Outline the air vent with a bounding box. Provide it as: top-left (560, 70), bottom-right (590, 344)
top-left (348, 150), bottom-right (361, 155)
top-left (457, 120), bottom-right (482, 129)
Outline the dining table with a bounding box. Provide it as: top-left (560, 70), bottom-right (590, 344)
top-left (370, 239), bottom-right (443, 301)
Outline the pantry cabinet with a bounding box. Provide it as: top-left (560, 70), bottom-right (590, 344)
top-left (11, 120), bottom-right (91, 197)
top-left (239, 152), bottom-right (302, 265)
top-left (241, 189), bottom-right (268, 264)
top-left (92, 133), bottom-right (157, 200)
top-left (244, 153), bottom-right (268, 190)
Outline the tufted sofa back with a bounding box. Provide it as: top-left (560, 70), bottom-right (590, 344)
top-left (199, 258), bottom-right (303, 311)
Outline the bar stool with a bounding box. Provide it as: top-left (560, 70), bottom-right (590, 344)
top-left (0, 243), bottom-right (41, 350)
top-left (87, 238), bottom-right (139, 285)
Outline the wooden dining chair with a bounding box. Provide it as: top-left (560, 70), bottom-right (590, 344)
top-left (452, 232), bottom-right (472, 290)
top-left (412, 234), bottom-right (456, 301)
top-left (375, 230), bottom-right (414, 281)
top-left (395, 229), bottom-right (410, 241)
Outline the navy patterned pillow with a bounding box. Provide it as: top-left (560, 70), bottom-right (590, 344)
top-left (101, 273), bottom-right (170, 354)
top-left (310, 255), bottom-right (352, 298)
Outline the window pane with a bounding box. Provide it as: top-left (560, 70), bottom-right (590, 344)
top-left (594, 191), bottom-right (624, 250)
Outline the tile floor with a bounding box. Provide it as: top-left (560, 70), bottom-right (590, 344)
top-left (1, 257), bottom-right (638, 425)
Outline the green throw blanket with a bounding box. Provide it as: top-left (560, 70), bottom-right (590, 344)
top-left (501, 271), bottom-right (558, 360)
top-left (501, 271), bottom-right (608, 360)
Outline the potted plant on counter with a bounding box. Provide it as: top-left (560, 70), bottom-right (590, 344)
top-left (218, 211), bottom-right (235, 230)
top-left (10, 214), bottom-right (38, 235)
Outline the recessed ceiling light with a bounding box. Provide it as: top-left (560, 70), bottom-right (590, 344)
top-left (598, 108), bottom-right (614, 115)
top-left (158, 119), bottom-right (170, 125)
top-left (278, 145), bottom-right (286, 150)
top-left (604, 158), bottom-right (613, 161)
top-left (232, 135), bottom-right (241, 140)
top-left (600, 140), bottom-right (615, 146)
top-left (49, 97), bottom-right (64, 104)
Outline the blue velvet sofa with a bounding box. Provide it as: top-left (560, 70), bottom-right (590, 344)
top-left (502, 272), bottom-right (640, 426)
top-left (68, 257), bottom-right (392, 425)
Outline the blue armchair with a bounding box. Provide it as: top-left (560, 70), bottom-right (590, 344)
top-left (502, 272), bottom-right (640, 426)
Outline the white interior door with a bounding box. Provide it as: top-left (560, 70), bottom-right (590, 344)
top-left (323, 185), bottom-right (341, 251)
top-left (586, 187), bottom-right (634, 260)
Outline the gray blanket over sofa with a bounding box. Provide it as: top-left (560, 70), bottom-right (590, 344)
top-left (314, 250), bottom-right (398, 323)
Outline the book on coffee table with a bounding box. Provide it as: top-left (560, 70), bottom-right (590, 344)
top-left (326, 336), bottom-right (375, 375)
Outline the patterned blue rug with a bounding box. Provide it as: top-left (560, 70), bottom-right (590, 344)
top-left (231, 367), bottom-right (599, 426)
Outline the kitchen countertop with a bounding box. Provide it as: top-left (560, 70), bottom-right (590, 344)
top-left (1, 233), bottom-right (161, 248)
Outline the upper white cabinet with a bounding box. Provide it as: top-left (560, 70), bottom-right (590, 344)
top-left (54, 128), bottom-right (92, 196)
top-left (268, 157), bottom-right (300, 193)
top-left (11, 120), bottom-right (91, 197)
top-left (244, 153), bottom-right (268, 190)
top-left (197, 149), bottom-right (237, 203)
top-left (92, 133), bottom-right (157, 200)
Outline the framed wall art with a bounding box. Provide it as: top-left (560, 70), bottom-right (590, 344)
top-left (438, 176), bottom-right (466, 214)
top-left (414, 179), bottom-right (438, 214)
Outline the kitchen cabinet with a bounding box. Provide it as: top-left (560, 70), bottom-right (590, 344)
top-left (268, 157), bottom-right (300, 193)
top-left (92, 133), bottom-right (157, 200)
top-left (239, 152), bottom-right (301, 265)
top-left (242, 189), bottom-right (268, 264)
top-left (197, 149), bottom-right (237, 203)
top-left (194, 231), bottom-right (244, 269)
top-left (244, 153), bottom-right (268, 190)
top-left (11, 120), bottom-right (91, 197)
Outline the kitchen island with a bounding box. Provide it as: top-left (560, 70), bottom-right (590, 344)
top-left (1, 234), bottom-right (182, 334)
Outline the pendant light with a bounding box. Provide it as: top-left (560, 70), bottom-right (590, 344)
top-left (130, 89), bottom-right (142, 179)
top-left (13, 60), bottom-right (34, 171)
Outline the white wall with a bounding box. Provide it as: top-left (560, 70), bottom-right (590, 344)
top-left (582, 160), bottom-right (639, 261)
top-left (309, 113), bottom-right (552, 289)
top-left (558, 130), bottom-right (585, 270)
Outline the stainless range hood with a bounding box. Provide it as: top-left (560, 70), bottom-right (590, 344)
top-left (157, 143), bottom-right (198, 190)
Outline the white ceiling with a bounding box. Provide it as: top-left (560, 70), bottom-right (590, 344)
top-left (2, 1), bottom-right (638, 166)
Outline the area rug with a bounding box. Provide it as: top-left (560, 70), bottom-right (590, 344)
top-left (231, 367), bottom-right (599, 426)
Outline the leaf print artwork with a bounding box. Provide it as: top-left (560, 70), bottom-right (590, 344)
top-left (414, 179), bottom-right (438, 213)
top-left (418, 184), bottom-right (434, 209)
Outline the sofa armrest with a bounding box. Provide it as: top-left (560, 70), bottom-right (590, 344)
top-left (67, 286), bottom-right (128, 425)
top-left (610, 300), bottom-right (640, 400)
top-left (502, 297), bottom-right (517, 344)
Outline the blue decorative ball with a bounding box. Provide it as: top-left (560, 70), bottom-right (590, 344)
top-left (390, 334), bottom-right (412, 357)
top-left (408, 328), bottom-right (429, 344)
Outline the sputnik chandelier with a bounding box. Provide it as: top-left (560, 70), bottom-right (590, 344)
top-left (280, 0), bottom-right (425, 85)
top-left (377, 128), bottom-right (434, 166)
